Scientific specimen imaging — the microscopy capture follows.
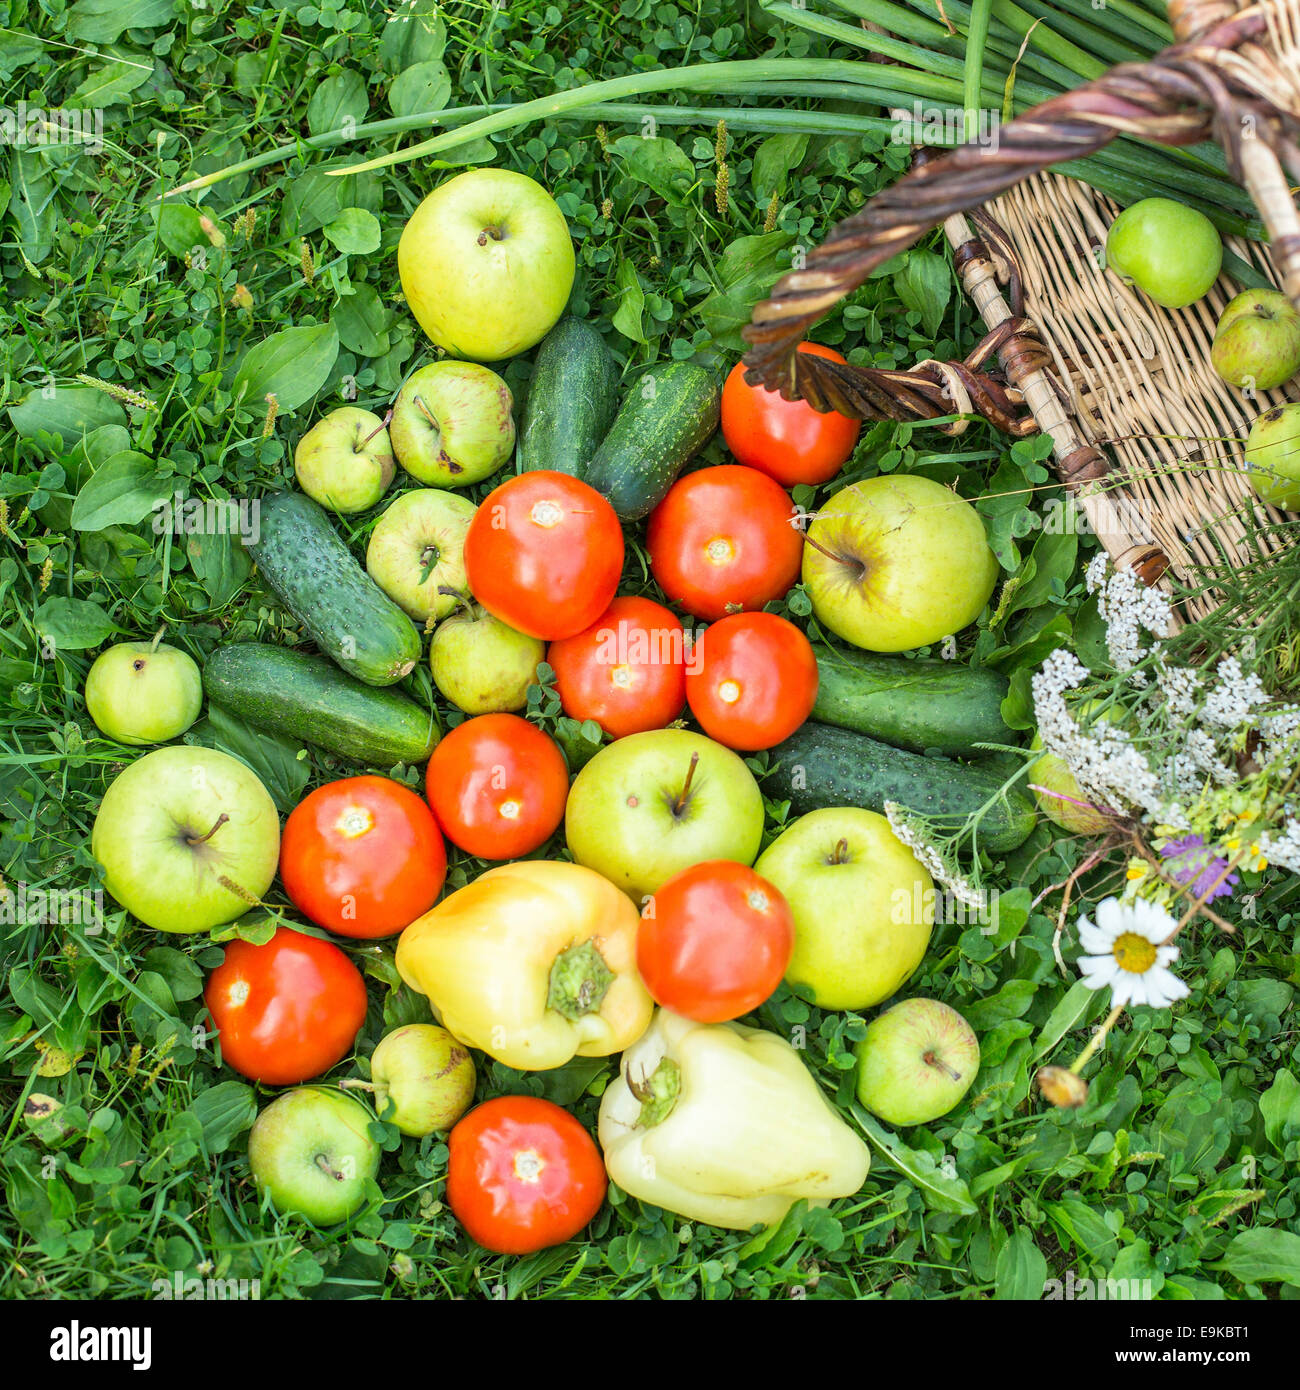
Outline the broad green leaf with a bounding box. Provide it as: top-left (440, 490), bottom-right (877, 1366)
top-left (611, 258), bottom-right (647, 344)
top-left (9, 148), bottom-right (56, 264)
top-left (612, 135), bottom-right (696, 206)
top-left (229, 322), bottom-right (339, 414)
top-left (185, 529), bottom-right (252, 609)
top-left (1217, 1228), bottom-right (1300, 1287)
top-left (1260, 1069), bottom-right (1300, 1151)
top-left (191, 1081), bottom-right (258, 1154)
top-left (157, 203), bottom-right (207, 259)
top-left (34, 597), bottom-right (117, 651)
top-left (333, 284), bottom-right (392, 357)
top-left (323, 207), bottom-right (382, 256)
top-left (1032, 978), bottom-right (1101, 1061)
top-left (852, 1106), bottom-right (977, 1215)
top-left (70, 451), bottom-right (170, 530)
top-left (68, 54), bottom-right (153, 107)
top-left (696, 230), bottom-right (794, 353)
top-left (752, 132), bottom-right (808, 198)
top-left (965, 978), bottom-right (1037, 1031)
top-left (894, 248), bottom-right (952, 340)
top-left (202, 704), bottom-right (310, 813)
top-left (9, 388), bottom-right (127, 452)
top-left (307, 69), bottom-right (369, 136)
top-left (380, 1), bottom-right (447, 73)
top-left (140, 947), bottom-right (204, 1003)
top-left (67, 0), bottom-right (176, 44)
top-left (281, 165), bottom-right (381, 236)
top-left (995, 1227), bottom-right (1049, 1300)
top-left (388, 59), bottom-right (451, 119)
top-left (36, 424), bottom-right (132, 529)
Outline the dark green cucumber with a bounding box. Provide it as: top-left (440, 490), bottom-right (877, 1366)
top-left (812, 647), bottom-right (1012, 756)
top-left (248, 492), bottom-right (421, 686)
top-left (768, 721), bottom-right (1036, 853)
top-left (204, 644), bottom-right (439, 766)
top-left (584, 361), bottom-right (721, 520)
top-left (517, 317), bottom-right (621, 477)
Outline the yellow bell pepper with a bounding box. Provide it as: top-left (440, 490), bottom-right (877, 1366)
top-left (394, 860), bottom-right (653, 1071)
top-left (598, 1008), bottom-right (870, 1230)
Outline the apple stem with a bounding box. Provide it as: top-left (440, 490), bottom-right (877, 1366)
top-left (923, 1049), bottom-right (963, 1084)
top-left (314, 1153), bottom-right (346, 1182)
top-left (436, 586), bottom-right (474, 617)
top-left (830, 837), bottom-right (850, 865)
top-left (804, 533), bottom-right (866, 578)
top-left (477, 225), bottom-right (505, 245)
top-left (358, 410), bottom-right (393, 448)
top-left (671, 752), bottom-right (700, 818)
top-left (186, 812), bottom-right (229, 848)
top-left (149, 626), bottom-right (167, 654)
top-left (338, 1079), bottom-right (375, 1092)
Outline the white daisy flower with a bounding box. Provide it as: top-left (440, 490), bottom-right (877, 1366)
top-left (1075, 897), bottom-right (1189, 1010)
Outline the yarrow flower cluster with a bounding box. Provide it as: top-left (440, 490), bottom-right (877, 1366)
top-left (1086, 554), bottom-right (1175, 678)
top-left (883, 802), bottom-right (984, 907)
top-left (1198, 656), bottom-right (1268, 730)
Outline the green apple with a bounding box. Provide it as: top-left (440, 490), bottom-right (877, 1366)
top-left (1105, 198), bottom-right (1221, 310)
top-left (1245, 401), bottom-right (1300, 510)
top-left (755, 807), bottom-right (935, 1010)
top-left (84, 634), bottom-right (202, 745)
top-left (1211, 289), bottom-right (1300, 392)
top-left (429, 601), bottom-right (544, 714)
top-left (854, 998), bottom-right (980, 1126)
top-left (365, 488), bottom-right (476, 623)
top-left (397, 167), bottom-right (575, 361)
top-left (91, 746), bottom-right (280, 933)
top-left (247, 1088), bottom-right (380, 1225)
top-left (390, 362), bottom-right (515, 488)
top-left (367, 1024), bottom-right (475, 1137)
top-left (803, 474), bottom-right (998, 653)
top-left (565, 729), bottom-right (765, 903)
top-left (293, 407), bottom-right (396, 513)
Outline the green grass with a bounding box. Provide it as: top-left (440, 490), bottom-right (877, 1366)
top-left (1, 0), bottom-right (1297, 1302)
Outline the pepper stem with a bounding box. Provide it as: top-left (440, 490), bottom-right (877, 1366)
top-left (628, 1057), bottom-right (681, 1129)
top-left (546, 939), bottom-right (615, 1021)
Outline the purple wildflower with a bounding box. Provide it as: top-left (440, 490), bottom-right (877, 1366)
top-left (1159, 834), bottom-right (1239, 902)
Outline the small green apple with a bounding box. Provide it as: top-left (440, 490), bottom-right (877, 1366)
top-left (84, 635), bottom-right (202, 745)
top-left (1211, 289), bottom-right (1300, 392)
top-left (294, 407), bottom-right (396, 513)
top-left (429, 601), bottom-right (544, 714)
top-left (1245, 401), bottom-right (1300, 510)
top-left (247, 1087), bottom-right (380, 1225)
top-left (390, 362), bottom-right (515, 488)
top-left (1105, 198), bottom-right (1221, 309)
top-left (365, 488), bottom-right (477, 623)
top-left (367, 1024), bottom-right (476, 1137)
top-left (754, 807), bottom-right (934, 1010)
top-left (854, 998), bottom-right (980, 1126)
top-left (91, 745), bottom-right (280, 934)
top-left (803, 474), bottom-right (998, 653)
top-left (565, 729), bottom-right (765, 902)
top-left (397, 167), bottom-right (575, 362)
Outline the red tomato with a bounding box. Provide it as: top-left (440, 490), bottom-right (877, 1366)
top-left (279, 776), bottom-right (446, 939)
top-left (685, 611), bottom-right (818, 751)
top-left (637, 861), bottom-right (794, 1022)
top-left (447, 1096), bottom-right (607, 1254)
top-left (548, 595), bottom-right (687, 740)
top-left (204, 927), bottom-right (368, 1085)
top-left (426, 713), bottom-right (568, 859)
top-left (646, 465), bottom-right (803, 621)
top-left (463, 471), bottom-right (625, 640)
top-left (722, 342), bottom-right (861, 487)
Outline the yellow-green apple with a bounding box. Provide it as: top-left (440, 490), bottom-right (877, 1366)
top-left (390, 362), bottom-right (515, 487)
top-left (1105, 198), bottom-right (1221, 309)
top-left (1212, 289), bottom-right (1300, 392)
top-left (247, 1088), bottom-right (380, 1225)
top-left (365, 488), bottom-right (476, 623)
top-left (365, 1024), bottom-right (475, 1137)
top-left (565, 729), bottom-right (764, 903)
top-left (754, 807), bottom-right (934, 1010)
top-left (84, 634), bottom-right (202, 745)
top-left (1245, 402), bottom-right (1300, 510)
top-left (429, 601), bottom-right (543, 713)
top-left (293, 407), bottom-right (395, 513)
top-left (91, 746), bottom-right (279, 933)
top-left (803, 474), bottom-right (998, 652)
top-left (398, 167), bottom-right (575, 361)
top-left (854, 998), bottom-right (980, 1125)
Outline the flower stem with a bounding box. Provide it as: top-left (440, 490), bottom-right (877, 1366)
top-left (1070, 1002), bottom-right (1124, 1074)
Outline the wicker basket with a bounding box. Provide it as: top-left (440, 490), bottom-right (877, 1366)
top-left (741, 0), bottom-right (1300, 628)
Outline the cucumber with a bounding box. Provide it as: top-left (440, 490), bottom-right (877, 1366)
top-left (516, 318), bottom-right (621, 477)
top-left (767, 721), bottom-right (1036, 853)
top-left (811, 646), bottom-right (1012, 756)
top-left (204, 644), bottom-right (440, 766)
top-left (584, 361), bottom-right (721, 520)
top-left (248, 491), bottom-right (421, 686)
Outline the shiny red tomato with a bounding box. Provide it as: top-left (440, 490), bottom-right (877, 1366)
top-left (548, 595), bottom-right (687, 740)
top-left (279, 776), bottom-right (446, 939)
top-left (426, 713), bottom-right (568, 859)
top-left (637, 861), bottom-right (794, 1022)
top-left (646, 465), bottom-right (803, 621)
top-left (204, 927), bottom-right (368, 1085)
top-left (463, 471), bottom-right (625, 640)
top-left (685, 611), bottom-right (819, 751)
top-left (447, 1096), bottom-right (607, 1254)
top-left (722, 342), bottom-right (861, 487)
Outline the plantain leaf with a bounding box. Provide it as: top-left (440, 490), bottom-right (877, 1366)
top-left (229, 322), bottom-right (339, 414)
